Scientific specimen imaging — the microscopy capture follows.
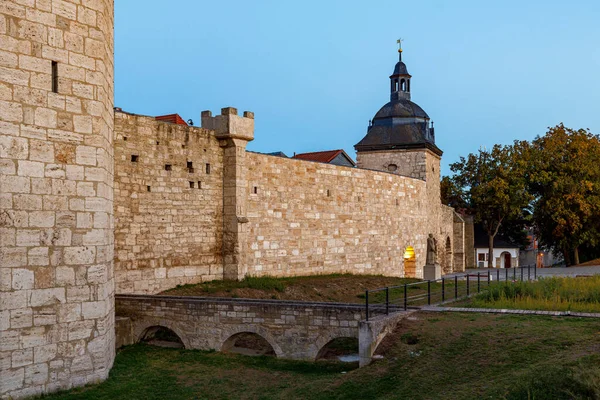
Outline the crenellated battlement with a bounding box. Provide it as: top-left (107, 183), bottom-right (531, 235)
top-left (115, 109), bottom-right (216, 145)
top-left (201, 107), bottom-right (254, 142)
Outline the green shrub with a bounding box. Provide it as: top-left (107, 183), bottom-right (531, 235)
top-left (471, 276), bottom-right (600, 312)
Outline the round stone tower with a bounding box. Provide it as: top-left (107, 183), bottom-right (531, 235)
top-left (0, 1), bottom-right (115, 398)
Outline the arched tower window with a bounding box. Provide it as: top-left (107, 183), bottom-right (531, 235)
top-left (407, 79), bottom-right (410, 92)
top-left (400, 79), bottom-right (406, 91)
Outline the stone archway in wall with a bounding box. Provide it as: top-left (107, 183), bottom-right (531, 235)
top-left (500, 251), bottom-right (512, 268)
top-left (403, 246), bottom-right (417, 278)
top-left (442, 237), bottom-right (453, 274)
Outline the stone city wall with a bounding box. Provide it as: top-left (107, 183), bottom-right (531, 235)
top-left (1, 0), bottom-right (116, 398)
top-left (244, 153), bottom-right (430, 278)
top-left (113, 111), bottom-right (224, 294)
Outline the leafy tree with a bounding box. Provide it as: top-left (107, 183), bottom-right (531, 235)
top-left (450, 143), bottom-right (533, 267)
top-left (527, 124), bottom-right (600, 265)
top-left (440, 176), bottom-right (467, 210)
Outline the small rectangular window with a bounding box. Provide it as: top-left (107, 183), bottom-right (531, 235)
top-left (206, 163), bottom-right (211, 174)
top-left (478, 253), bottom-right (486, 261)
top-left (156, 141), bottom-right (160, 145)
top-left (198, 181), bottom-right (202, 189)
top-left (189, 181), bottom-right (194, 188)
top-left (123, 136), bottom-right (127, 141)
top-left (131, 155), bottom-right (138, 162)
top-left (51, 61), bottom-right (58, 93)
top-left (187, 161), bottom-right (194, 173)
top-left (326, 189), bottom-right (331, 197)
top-left (253, 186), bottom-right (258, 194)
top-left (147, 186), bottom-right (151, 192)
top-left (165, 164), bottom-right (172, 171)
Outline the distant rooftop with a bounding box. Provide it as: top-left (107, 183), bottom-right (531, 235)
top-left (155, 113), bottom-right (188, 126)
top-left (293, 149), bottom-right (356, 167)
top-left (265, 151), bottom-right (288, 158)
top-left (474, 224), bottom-right (520, 249)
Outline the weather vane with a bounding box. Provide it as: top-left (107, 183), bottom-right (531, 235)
top-left (397, 38), bottom-right (404, 60)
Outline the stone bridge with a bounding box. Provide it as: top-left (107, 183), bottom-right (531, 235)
top-left (115, 294), bottom-right (408, 366)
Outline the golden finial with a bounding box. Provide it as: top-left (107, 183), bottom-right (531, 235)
top-left (397, 38), bottom-right (403, 53)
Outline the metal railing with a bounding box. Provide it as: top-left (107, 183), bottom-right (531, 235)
top-left (364, 264), bottom-right (537, 320)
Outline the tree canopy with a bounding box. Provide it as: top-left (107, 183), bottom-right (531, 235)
top-left (527, 124), bottom-right (600, 265)
top-left (448, 143), bottom-right (533, 267)
top-left (444, 124), bottom-right (600, 266)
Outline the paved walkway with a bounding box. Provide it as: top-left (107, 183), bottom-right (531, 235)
top-left (446, 265), bottom-right (600, 281)
top-left (420, 305), bottom-right (600, 318)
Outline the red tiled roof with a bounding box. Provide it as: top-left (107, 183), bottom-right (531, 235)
top-left (155, 113), bottom-right (188, 125)
top-left (293, 149), bottom-right (347, 164)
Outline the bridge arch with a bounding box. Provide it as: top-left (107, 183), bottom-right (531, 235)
top-left (220, 326), bottom-right (284, 358)
top-left (133, 319), bottom-right (191, 349)
top-left (222, 332), bottom-right (277, 356)
top-left (315, 336), bottom-right (358, 361)
top-left (314, 332), bottom-right (358, 361)
top-left (140, 325), bottom-right (184, 347)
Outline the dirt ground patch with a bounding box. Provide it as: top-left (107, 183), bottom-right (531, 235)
top-left (576, 257), bottom-right (600, 267)
top-left (161, 274), bottom-right (419, 303)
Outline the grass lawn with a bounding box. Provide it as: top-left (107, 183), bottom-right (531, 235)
top-left (160, 274), bottom-right (477, 308)
top-left (454, 276), bottom-right (600, 313)
top-left (43, 312), bottom-right (600, 400)
top-left (161, 274), bottom-right (422, 303)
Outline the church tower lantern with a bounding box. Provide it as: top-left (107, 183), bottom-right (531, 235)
top-left (354, 40), bottom-right (442, 178)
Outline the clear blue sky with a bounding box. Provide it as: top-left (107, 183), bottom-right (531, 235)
top-left (115, 0), bottom-right (600, 175)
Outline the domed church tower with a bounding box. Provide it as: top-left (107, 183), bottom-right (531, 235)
top-left (355, 41), bottom-right (442, 183)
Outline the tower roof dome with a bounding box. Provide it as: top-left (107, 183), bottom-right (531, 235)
top-left (354, 44), bottom-right (442, 155)
top-left (392, 61), bottom-right (409, 76)
top-left (373, 99), bottom-right (428, 120)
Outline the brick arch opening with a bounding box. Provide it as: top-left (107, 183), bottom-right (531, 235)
top-left (316, 337), bottom-right (359, 361)
top-left (403, 246), bottom-right (417, 278)
top-left (134, 320), bottom-right (191, 349)
top-left (139, 325), bottom-right (185, 348)
top-left (222, 332), bottom-right (276, 357)
top-left (443, 236), bottom-right (453, 274)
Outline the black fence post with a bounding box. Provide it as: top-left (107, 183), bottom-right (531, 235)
top-left (505, 268), bottom-right (508, 282)
top-left (404, 284), bottom-right (407, 310)
top-left (442, 277), bottom-right (445, 302)
top-left (385, 287), bottom-right (389, 315)
top-left (513, 266), bottom-right (516, 281)
top-left (488, 271), bottom-right (491, 286)
top-left (528, 265), bottom-right (531, 281)
top-left (454, 275), bottom-right (458, 299)
top-left (427, 280), bottom-right (431, 305)
top-left (521, 266), bottom-right (523, 281)
top-left (467, 275), bottom-right (470, 296)
top-left (477, 272), bottom-right (481, 293)
top-left (534, 263), bottom-right (537, 279)
top-left (497, 269), bottom-right (499, 283)
top-left (365, 290), bottom-right (369, 321)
